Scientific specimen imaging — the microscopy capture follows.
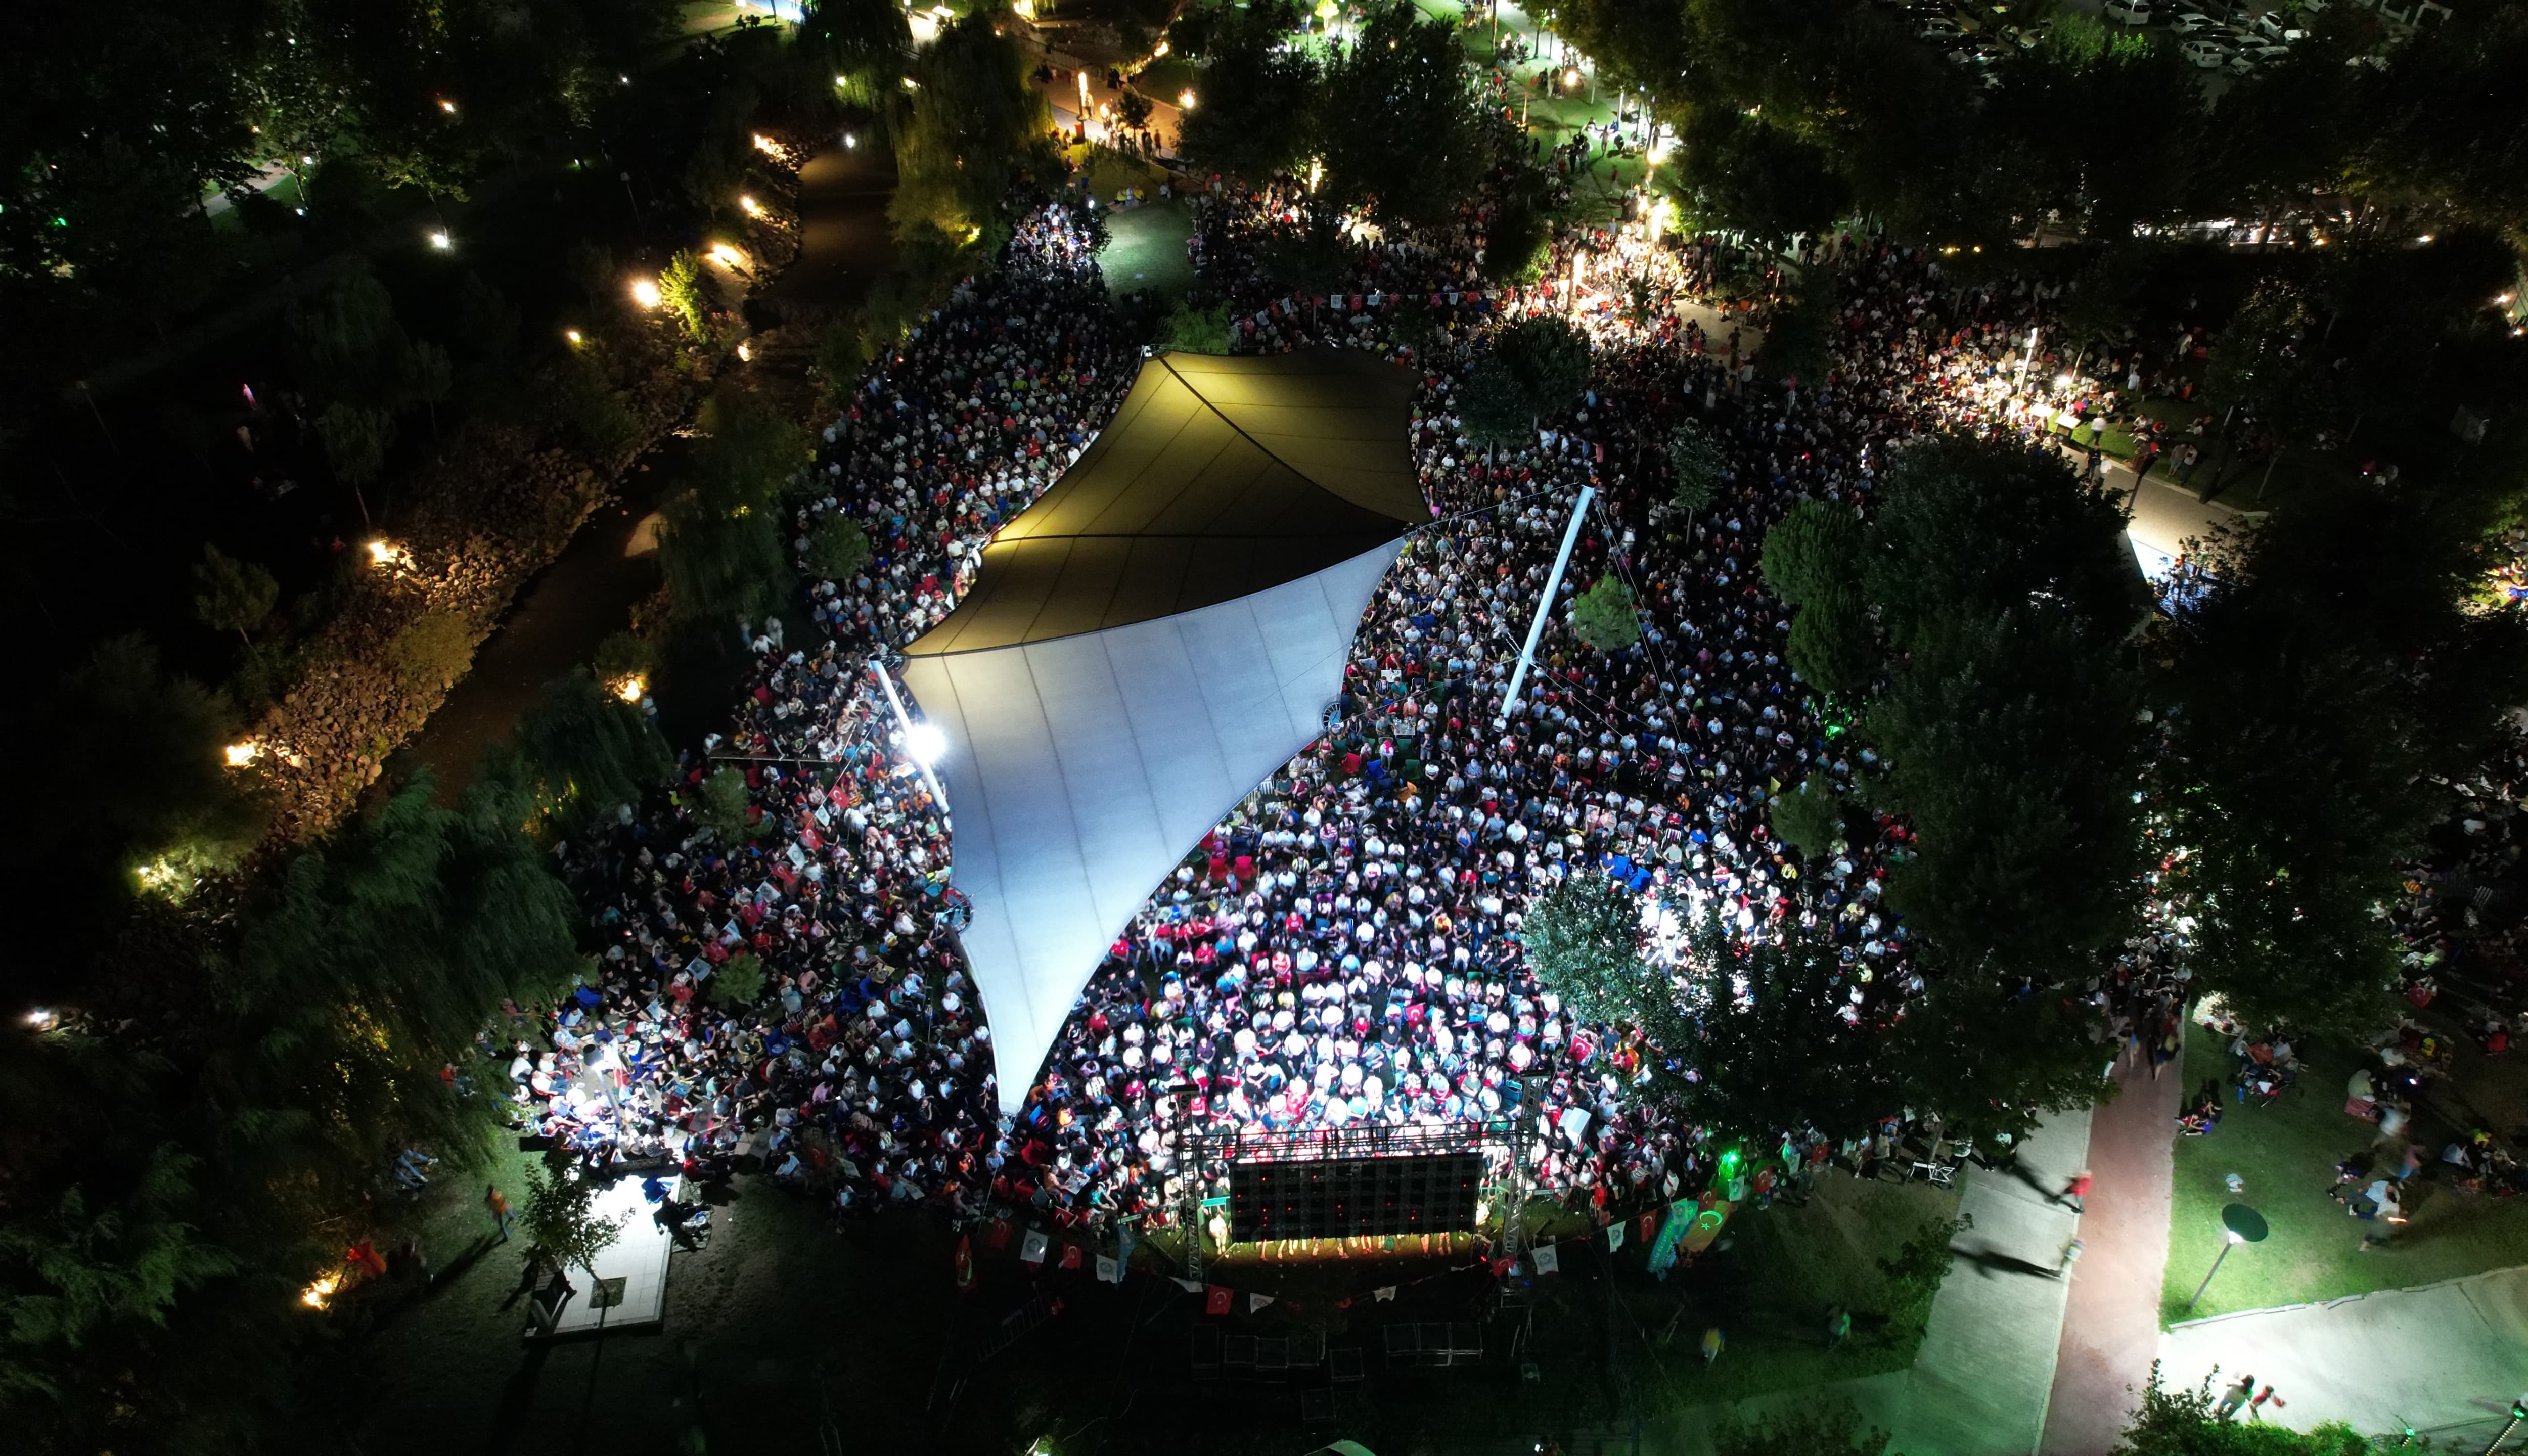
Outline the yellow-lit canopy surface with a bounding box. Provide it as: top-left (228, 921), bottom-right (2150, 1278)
top-left (900, 349), bottom-right (1424, 1113)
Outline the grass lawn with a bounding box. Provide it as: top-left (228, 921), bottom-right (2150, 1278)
top-left (1100, 198), bottom-right (1196, 301)
top-left (1622, 1172), bottom-right (1963, 1409)
top-left (2162, 1018), bottom-right (2528, 1325)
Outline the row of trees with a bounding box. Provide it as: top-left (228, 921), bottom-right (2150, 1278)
top-left (1523, 419), bottom-right (2528, 1144)
top-left (1550, 0), bottom-right (2528, 252)
top-left (1177, 4), bottom-right (1493, 232)
top-left (0, 608), bottom-right (693, 1446)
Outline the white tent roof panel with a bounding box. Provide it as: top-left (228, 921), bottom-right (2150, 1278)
top-left (901, 540), bottom-right (1403, 1114)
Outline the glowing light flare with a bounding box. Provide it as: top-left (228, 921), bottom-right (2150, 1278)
top-left (366, 539), bottom-right (408, 569)
top-left (565, 329), bottom-right (583, 345)
top-left (301, 1271), bottom-right (342, 1309)
top-left (751, 132), bottom-right (779, 154)
top-left (739, 194), bottom-right (763, 217)
top-left (428, 231), bottom-right (452, 251)
top-left (1563, 67), bottom-right (1581, 88)
top-left (612, 674), bottom-right (647, 703)
top-left (225, 741), bottom-right (262, 767)
top-left (438, 98), bottom-right (457, 114)
top-left (737, 341), bottom-right (753, 361)
top-left (709, 243), bottom-right (745, 267)
top-left (905, 722), bottom-right (947, 766)
top-left (630, 277), bottom-right (663, 308)
top-left (1179, 89), bottom-right (1197, 109)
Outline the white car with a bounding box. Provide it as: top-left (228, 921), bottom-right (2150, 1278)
top-left (2246, 40), bottom-right (2293, 61)
top-left (2169, 13), bottom-right (2221, 33)
top-left (1918, 17), bottom-right (1964, 39)
top-left (2103, 0), bottom-right (2153, 23)
top-left (2181, 36), bottom-right (2229, 65)
top-left (2225, 49), bottom-right (2259, 71)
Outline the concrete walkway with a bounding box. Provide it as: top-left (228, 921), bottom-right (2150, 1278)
top-left (2157, 1265), bottom-right (2528, 1444)
top-left (2043, 1063), bottom-right (2181, 1455)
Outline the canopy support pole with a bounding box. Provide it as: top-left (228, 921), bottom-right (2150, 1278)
top-left (870, 657), bottom-right (949, 808)
top-left (1502, 484), bottom-right (1596, 717)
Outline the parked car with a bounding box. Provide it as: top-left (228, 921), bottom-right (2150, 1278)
top-left (2181, 36), bottom-right (2229, 65)
top-left (2170, 13), bottom-right (2221, 33)
top-left (1917, 16), bottom-right (1964, 39)
top-left (2246, 40), bottom-right (2293, 61)
top-left (2224, 49), bottom-right (2259, 71)
top-left (2102, 0), bottom-right (2153, 23)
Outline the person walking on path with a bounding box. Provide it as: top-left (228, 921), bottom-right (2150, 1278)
top-left (1701, 1326), bottom-right (1726, 1368)
top-left (2249, 1384), bottom-right (2286, 1421)
top-left (486, 1182), bottom-right (513, 1243)
top-left (2215, 1374), bottom-right (2255, 1421)
top-left (2057, 1169), bottom-right (2094, 1213)
top-left (1825, 1305), bottom-right (1850, 1349)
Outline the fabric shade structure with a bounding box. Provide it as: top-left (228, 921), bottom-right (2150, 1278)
top-left (897, 349), bottom-right (1425, 1114)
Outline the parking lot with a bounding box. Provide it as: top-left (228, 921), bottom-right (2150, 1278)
top-left (1883, 0), bottom-right (2440, 95)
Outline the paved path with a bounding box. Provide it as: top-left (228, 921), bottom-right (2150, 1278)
top-left (2158, 1265), bottom-right (2528, 1445)
top-left (2043, 1062), bottom-right (2181, 1455)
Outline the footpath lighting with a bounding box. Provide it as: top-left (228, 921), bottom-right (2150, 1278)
top-left (1179, 89), bottom-right (1197, 109)
top-left (366, 539), bottom-right (408, 569)
top-left (26, 1008), bottom-right (59, 1032)
top-left (2184, 1203), bottom-right (2268, 1313)
top-left (1563, 66), bottom-right (1581, 89)
top-left (630, 277), bottom-right (663, 308)
top-left (612, 674), bottom-right (647, 703)
top-left (739, 194), bottom-right (763, 217)
top-left (751, 132), bottom-right (779, 155)
top-left (709, 242), bottom-right (745, 267)
top-left (737, 341), bottom-right (753, 362)
top-left (565, 329), bottom-right (583, 346)
top-left (428, 230), bottom-right (452, 251)
top-left (225, 741), bottom-right (262, 767)
top-left (438, 98), bottom-right (457, 115)
top-left (301, 1271), bottom-right (342, 1310)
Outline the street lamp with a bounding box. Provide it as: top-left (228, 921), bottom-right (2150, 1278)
top-left (2184, 1203), bottom-right (2267, 1313)
top-left (2481, 1396), bottom-right (2528, 1454)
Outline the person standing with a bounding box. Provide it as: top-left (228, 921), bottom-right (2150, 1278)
top-left (1824, 1306), bottom-right (1850, 1349)
top-left (486, 1182), bottom-right (513, 1243)
top-left (1700, 1326), bottom-right (1725, 1368)
top-left (2058, 1169), bottom-right (2094, 1213)
top-left (2056, 1238), bottom-right (2085, 1278)
top-left (2216, 1374), bottom-right (2255, 1421)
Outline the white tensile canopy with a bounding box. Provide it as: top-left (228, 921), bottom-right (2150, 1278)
top-left (897, 349), bottom-right (1425, 1115)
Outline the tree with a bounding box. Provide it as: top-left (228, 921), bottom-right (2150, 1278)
top-left (516, 670), bottom-right (672, 831)
top-left (1759, 499), bottom-right (1864, 609)
top-left (802, 0), bottom-right (913, 108)
top-left (1311, 4), bottom-right (1487, 229)
top-left (24, 635), bottom-right (267, 902)
top-left (550, 352), bottom-right (643, 463)
top-left (805, 513), bottom-right (872, 582)
top-left (1176, 11), bottom-right (1319, 186)
top-left (1785, 585), bottom-right (1877, 696)
top-left (661, 386), bottom-right (807, 626)
top-left (1517, 873), bottom-right (1647, 1028)
top-left (1666, 913), bottom-right (1900, 1144)
top-left (1569, 575), bottom-right (1641, 653)
top-left (697, 765), bottom-right (760, 844)
top-left (1669, 104), bottom-right (1849, 248)
top-left (2158, 475), bottom-right (2528, 1035)
top-left (657, 248), bottom-right (711, 344)
top-left (1764, 281), bottom-right (1835, 392)
top-left (1666, 422), bottom-right (1724, 525)
top-left (1456, 356), bottom-right (1537, 449)
top-left (709, 950), bottom-right (767, 1007)
top-left (1115, 88), bottom-right (1153, 139)
top-left (190, 544), bottom-right (278, 649)
top-left (390, 611), bottom-right (474, 696)
top-left (404, 339), bottom-right (453, 451)
top-left (1494, 316), bottom-right (1592, 419)
top-left (1769, 778), bottom-right (1842, 860)
top-left (889, 8), bottom-right (1056, 250)
top-left (518, 1165), bottom-right (620, 1289)
top-left (314, 402), bottom-right (396, 520)
top-left (285, 265), bottom-right (412, 409)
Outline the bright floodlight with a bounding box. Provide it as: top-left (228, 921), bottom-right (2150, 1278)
top-left (630, 277), bottom-right (662, 308)
top-left (905, 722), bottom-right (947, 766)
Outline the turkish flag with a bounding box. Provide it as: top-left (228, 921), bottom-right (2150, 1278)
top-left (1205, 1286), bottom-right (1234, 1317)
top-left (1060, 1243), bottom-right (1084, 1271)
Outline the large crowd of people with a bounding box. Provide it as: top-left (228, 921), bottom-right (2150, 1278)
top-left (506, 143), bottom-right (2485, 1248)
